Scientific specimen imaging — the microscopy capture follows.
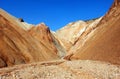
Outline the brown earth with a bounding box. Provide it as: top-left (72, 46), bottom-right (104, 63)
top-left (65, 0), bottom-right (120, 65)
top-left (56, 21), bottom-right (88, 51)
top-left (0, 9), bottom-right (59, 68)
top-left (0, 60), bottom-right (120, 79)
top-left (28, 23), bottom-right (66, 58)
top-left (56, 15), bottom-right (102, 52)
top-left (28, 23), bottom-right (58, 56)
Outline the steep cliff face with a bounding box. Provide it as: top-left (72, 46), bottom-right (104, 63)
top-left (0, 9), bottom-right (59, 68)
top-left (65, 0), bottom-right (120, 65)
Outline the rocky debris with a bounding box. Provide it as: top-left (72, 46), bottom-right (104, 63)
top-left (0, 60), bottom-right (120, 79)
top-left (60, 60), bottom-right (120, 79)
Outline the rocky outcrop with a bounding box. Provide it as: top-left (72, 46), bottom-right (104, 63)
top-left (0, 9), bottom-right (59, 68)
top-left (18, 18), bottom-right (24, 22)
top-left (17, 18), bottom-right (33, 30)
top-left (65, 0), bottom-right (120, 65)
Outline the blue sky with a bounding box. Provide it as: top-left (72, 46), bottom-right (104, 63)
top-left (0, 0), bottom-right (114, 31)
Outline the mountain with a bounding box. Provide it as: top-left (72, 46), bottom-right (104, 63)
top-left (0, 9), bottom-right (59, 68)
top-left (28, 23), bottom-right (58, 55)
top-left (56, 17), bottom-right (102, 52)
top-left (28, 23), bottom-right (66, 58)
top-left (62, 17), bottom-right (102, 57)
top-left (0, 0), bottom-right (120, 78)
top-left (64, 0), bottom-right (120, 65)
top-left (56, 21), bottom-right (88, 51)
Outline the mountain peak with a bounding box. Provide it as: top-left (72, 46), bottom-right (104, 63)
top-left (36, 22), bottom-right (49, 30)
top-left (37, 22), bottom-right (46, 26)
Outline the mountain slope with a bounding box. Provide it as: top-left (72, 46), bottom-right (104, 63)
top-left (0, 9), bottom-right (59, 68)
top-left (65, 0), bottom-right (120, 65)
top-left (56, 21), bottom-right (88, 51)
top-left (65, 17), bottom-right (102, 57)
top-left (28, 23), bottom-right (66, 58)
top-left (56, 17), bottom-right (102, 52)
